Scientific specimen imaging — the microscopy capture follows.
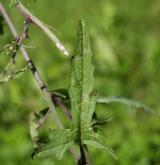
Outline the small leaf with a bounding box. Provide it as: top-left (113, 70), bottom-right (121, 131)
top-left (29, 108), bottom-right (50, 147)
top-left (92, 120), bottom-right (109, 133)
top-left (0, 40), bottom-right (19, 56)
top-left (10, 0), bottom-right (19, 8)
top-left (32, 129), bottom-right (75, 160)
top-left (0, 61), bottom-right (15, 85)
top-left (83, 132), bottom-right (118, 160)
top-left (0, 62), bottom-right (28, 85)
top-left (97, 96), bottom-right (160, 116)
top-left (84, 139), bottom-right (118, 160)
top-left (11, 66), bottom-right (28, 78)
top-left (33, 141), bottom-right (74, 160)
top-left (51, 89), bottom-right (69, 99)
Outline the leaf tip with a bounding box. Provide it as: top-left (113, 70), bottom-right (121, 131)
top-left (79, 19), bottom-right (86, 27)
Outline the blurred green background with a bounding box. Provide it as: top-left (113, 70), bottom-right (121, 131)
top-left (0, 0), bottom-right (160, 164)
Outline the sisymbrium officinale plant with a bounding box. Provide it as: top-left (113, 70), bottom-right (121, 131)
top-left (30, 19), bottom-right (159, 164)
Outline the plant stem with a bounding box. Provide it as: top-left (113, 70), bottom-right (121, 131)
top-left (0, 1), bottom-right (80, 162)
top-left (16, 1), bottom-right (69, 56)
top-left (0, 0), bottom-right (63, 129)
top-left (79, 145), bottom-right (87, 165)
top-left (52, 94), bottom-right (72, 120)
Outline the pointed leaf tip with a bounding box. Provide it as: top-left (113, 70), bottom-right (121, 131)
top-left (70, 19), bottom-right (96, 130)
top-left (75, 19), bottom-right (91, 59)
top-left (78, 19), bottom-right (86, 27)
top-left (77, 19), bottom-right (88, 36)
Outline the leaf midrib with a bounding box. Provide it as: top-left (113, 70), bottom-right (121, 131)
top-left (79, 24), bottom-right (84, 145)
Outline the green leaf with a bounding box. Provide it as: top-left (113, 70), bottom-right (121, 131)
top-left (10, 0), bottom-right (20, 8)
top-left (97, 96), bottom-right (160, 116)
top-left (0, 40), bottom-right (19, 56)
top-left (31, 20), bottom-right (120, 161)
top-left (83, 132), bottom-right (118, 160)
top-left (68, 20), bottom-right (118, 160)
top-left (29, 108), bottom-right (50, 147)
top-left (0, 60), bottom-right (15, 85)
top-left (84, 139), bottom-right (118, 160)
top-left (32, 129), bottom-right (75, 160)
top-left (92, 119), bottom-right (110, 133)
top-left (69, 19), bottom-right (96, 135)
top-left (51, 89), bottom-right (69, 99)
top-left (0, 62), bottom-right (28, 85)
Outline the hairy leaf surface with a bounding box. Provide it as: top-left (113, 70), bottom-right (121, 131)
top-left (69, 20), bottom-right (96, 140)
top-left (32, 20), bottom-right (117, 160)
top-left (32, 129), bottom-right (75, 160)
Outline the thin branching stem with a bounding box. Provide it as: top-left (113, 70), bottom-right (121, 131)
top-left (0, 1), bottom-right (80, 162)
top-left (15, 1), bottom-right (69, 56)
top-left (52, 94), bottom-right (72, 120)
top-left (0, 1), bottom-right (63, 129)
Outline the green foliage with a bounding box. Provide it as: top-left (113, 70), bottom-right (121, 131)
top-left (29, 108), bottom-right (49, 147)
top-left (51, 89), bottom-right (69, 99)
top-left (0, 39), bottom-right (27, 85)
top-left (1, 0), bottom-right (160, 165)
top-left (69, 19), bottom-right (96, 132)
top-left (32, 20), bottom-right (118, 161)
top-left (0, 40), bottom-right (19, 56)
top-left (97, 96), bottom-right (160, 115)
top-left (10, 0), bottom-right (19, 8)
top-left (0, 60), bottom-right (27, 85)
top-left (33, 129), bottom-right (74, 160)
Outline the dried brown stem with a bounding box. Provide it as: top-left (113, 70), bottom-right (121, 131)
top-left (52, 94), bottom-right (72, 120)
